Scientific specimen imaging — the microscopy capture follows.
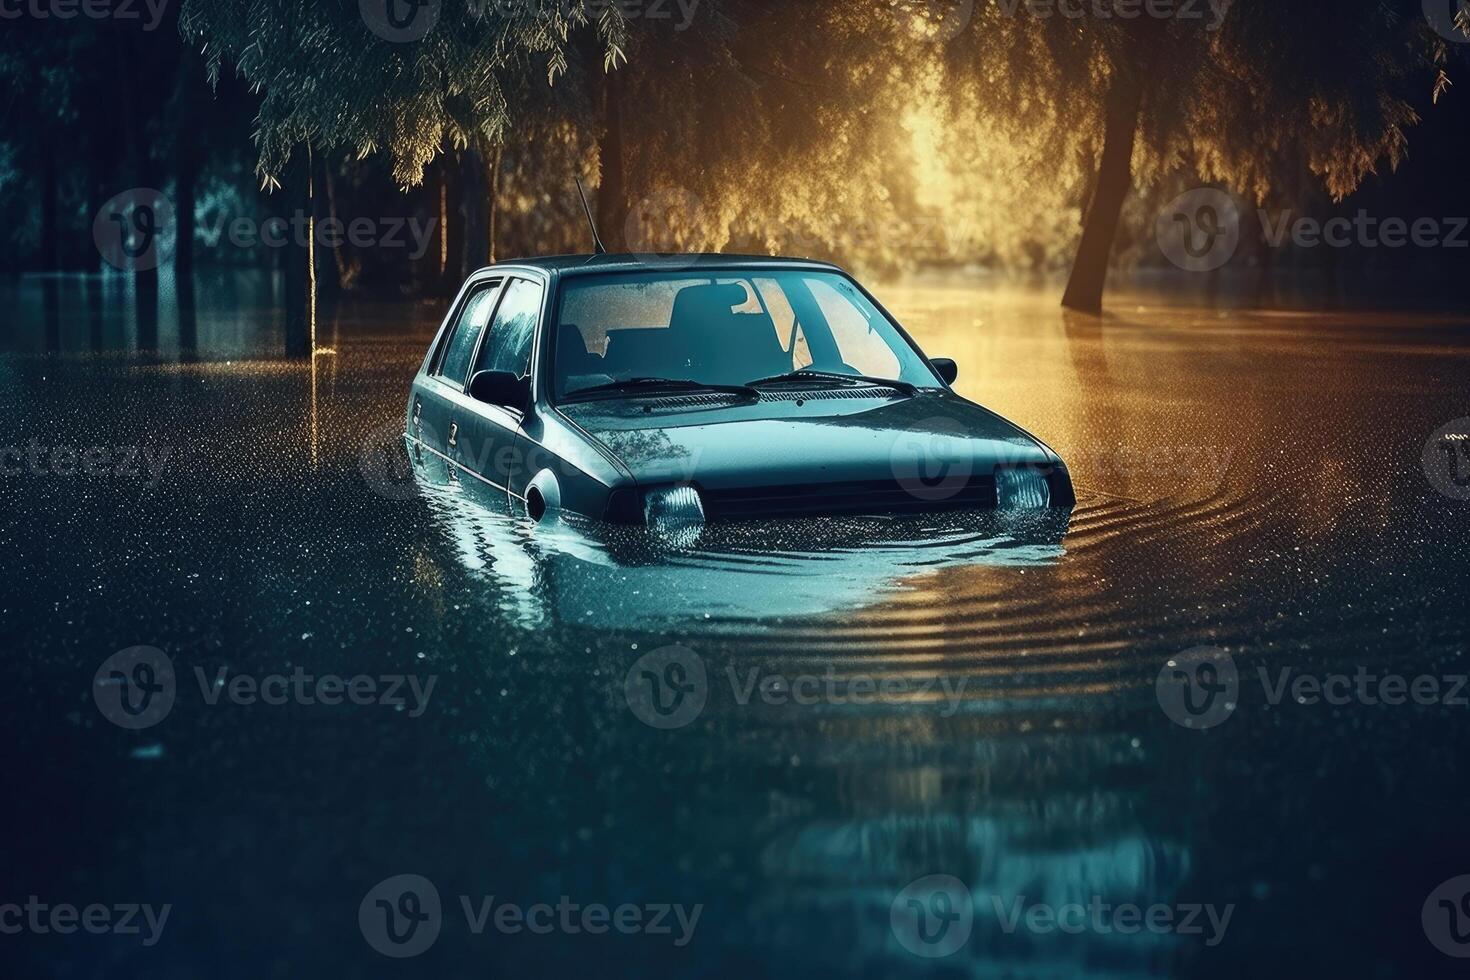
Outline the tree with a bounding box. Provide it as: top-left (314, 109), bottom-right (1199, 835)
top-left (178, 0), bottom-right (628, 352)
top-left (934, 0), bottom-right (1448, 313)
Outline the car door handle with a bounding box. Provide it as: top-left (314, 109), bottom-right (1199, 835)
top-left (448, 421), bottom-right (458, 448)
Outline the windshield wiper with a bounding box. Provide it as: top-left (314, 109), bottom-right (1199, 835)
top-left (563, 377), bottom-right (760, 402)
top-left (745, 369), bottom-right (917, 396)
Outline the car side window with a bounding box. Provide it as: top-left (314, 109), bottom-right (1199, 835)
top-left (434, 281), bottom-right (501, 387)
top-left (474, 278), bottom-right (543, 379)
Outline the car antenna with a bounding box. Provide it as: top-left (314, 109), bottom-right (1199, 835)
top-left (574, 177), bottom-right (608, 255)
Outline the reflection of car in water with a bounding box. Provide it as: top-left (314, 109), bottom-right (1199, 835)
top-left (406, 255), bottom-right (1073, 528)
top-left (411, 452), bottom-right (1069, 629)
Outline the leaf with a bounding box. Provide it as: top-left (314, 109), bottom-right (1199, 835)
top-left (1433, 68), bottom-right (1452, 105)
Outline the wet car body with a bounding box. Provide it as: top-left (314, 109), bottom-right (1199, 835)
top-left (406, 254), bottom-right (1074, 524)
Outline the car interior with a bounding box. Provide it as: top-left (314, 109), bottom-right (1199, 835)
top-left (555, 279), bottom-right (813, 396)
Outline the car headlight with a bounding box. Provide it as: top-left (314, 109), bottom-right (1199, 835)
top-left (995, 466), bottom-right (1051, 509)
top-left (644, 485), bottom-right (705, 529)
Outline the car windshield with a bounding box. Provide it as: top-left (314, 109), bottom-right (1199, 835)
top-left (551, 269), bottom-right (941, 400)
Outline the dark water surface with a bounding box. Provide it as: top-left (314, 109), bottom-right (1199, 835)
top-left (3, 272), bottom-right (1469, 977)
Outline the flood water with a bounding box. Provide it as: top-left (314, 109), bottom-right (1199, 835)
top-left (4, 270), bottom-right (1469, 977)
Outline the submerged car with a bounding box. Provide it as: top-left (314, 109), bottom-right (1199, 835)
top-left (406, 254), bottom-right (1073, 526)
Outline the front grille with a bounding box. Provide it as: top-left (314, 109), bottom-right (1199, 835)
top-left (700, 475), bottom-right (998, 520)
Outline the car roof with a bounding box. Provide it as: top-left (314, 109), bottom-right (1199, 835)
top-left (472, 253), bottom-right (844, 280)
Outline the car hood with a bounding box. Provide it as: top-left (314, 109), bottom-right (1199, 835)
top-left (556, 391), bottom-right (1058, 490)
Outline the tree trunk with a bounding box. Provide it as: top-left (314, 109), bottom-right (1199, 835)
top-left (40, 136), bottom-right (60, 350)
top-left (1060, 67), bottom-right (1146, 314)
top-left (442, 152), bottom-right (466, 292)
top-left (282, 147), bottom-right (314, 358)
top-left (457, 146), bottom-right (487, 275)
top-left (171, 47), bottom-right (204, 359)
top-left (595, 69), bottom-right (627, 251)
top-left (175, 156), bottom-right (198, 357)
top-left (87, 159), bottom-right (105, 349)
top-left (487, 142), bottom-right (502, 264)
top-left (40, 137), bottom-right (59, 272)
top-left (317, 153), bottom-right (344, 298)
top-left (115, 30), bottom-right (159, 352)
top-left (135, 268), bottom-right (159, 352)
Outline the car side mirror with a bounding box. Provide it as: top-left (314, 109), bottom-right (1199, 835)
top-left (930, 357), bottom-right (958, 385)
top-left (468, 370), bottom-right (529, 409)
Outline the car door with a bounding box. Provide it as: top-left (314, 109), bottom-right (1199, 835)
top-left (410, 277), bottom-right (504, 478)
top-left (456, 276), bottom-right (545, 500)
